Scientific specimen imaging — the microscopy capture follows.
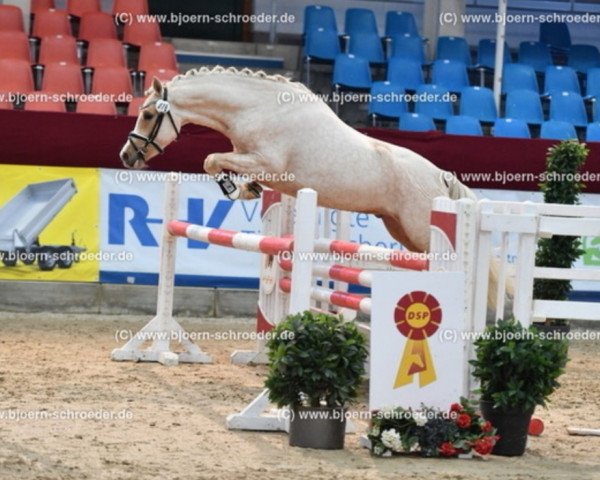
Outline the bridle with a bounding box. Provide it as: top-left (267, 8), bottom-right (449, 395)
top-left (127, 86), bottom-right (180, 163)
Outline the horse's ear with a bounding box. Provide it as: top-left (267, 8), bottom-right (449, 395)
top-left (152, 77), bottom-right (163, 95)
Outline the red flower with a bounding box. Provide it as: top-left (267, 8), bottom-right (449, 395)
top-left (450, 403), bottom-right (463, 413)
top-left (456, 413), bottom-right (472, 429)
top-left (480, 420), bottom-right (493, 433)
top-left (472, 437), bottom-right (495, 456)
top-left (439, 442), bottom-right (458, 457)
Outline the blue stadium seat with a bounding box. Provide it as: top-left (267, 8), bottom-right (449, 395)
top-left (586, 123), bottom-right (600, 142)
top-left (385, 11), bottom-right (418, 37)
top-left (369, 81), bottom-right (407, 121)
top-left (445, 115), bottom-right (483, 136)
top-left (501, 63), bottom-right (539, 94)
top-left (518, 41), bottom-right (553, 73)
top-left (543, 65), bottom-right (580, 96)
top-left (505, 89), bottom-right (544, 125)
top-left (345, 8), bottom-right (378, 35)
top-left (549, 91), bottom-right (588, 127)
top-left (431, 59), bottom-right (469, 93)
top-left (387, 57), bottom-right (423, 91)
top-left (459, 86), bottom-right (497, 123)
top-left (436, 36), bottom-right (471, 65)
top-left (332, 53), bottom-right (372, 89)
top-left (390, 34), bottom-right (425, 64)
top-left (568, 45), bottom-right (600, 74)
top-left (585, 68), bottom-right (600, 100)
top-left (475, 39), bottom-right (511, 69)
top-left (595, 102), bottom-right (600, 123)
top-left (304, 5), bottom-right (337, 35)
top-left (540, 22), bottom-right (571, 52)
top-left (348, 32), bottom-right (385, 64)
top-left (399, 112), bottom-right (435, 132)
top-left (305, 27), bottom-right (340, 61)
top-left (493, 118), bottom-right (531, 138)
top-left (540, 120), bottom-right (577, 140)
top-left (414, 84), bottom-right (454, 121)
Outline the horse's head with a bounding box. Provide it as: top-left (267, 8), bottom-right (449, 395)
top-left (120, 77), bottom-right (181, 168)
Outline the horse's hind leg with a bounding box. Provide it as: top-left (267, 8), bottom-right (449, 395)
top-left (204, 152), bottom-right (265, 200)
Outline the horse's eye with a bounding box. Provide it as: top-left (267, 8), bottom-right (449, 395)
top-left (143, 111), bottom-right (154, 121)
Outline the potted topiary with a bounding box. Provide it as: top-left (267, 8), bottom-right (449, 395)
top-left (533, 140), bottom-right (588, 331)
top-left (470, 318), bottom-right (568, 456)
top-left (265, 310), bottom-right (368, 449)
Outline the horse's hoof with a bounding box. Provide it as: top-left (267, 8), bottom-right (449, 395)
top-left (247, 181), bottom-right (263, 198)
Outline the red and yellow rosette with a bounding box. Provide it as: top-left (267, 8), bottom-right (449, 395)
top-left (393, 291), bottom-right (442, 388)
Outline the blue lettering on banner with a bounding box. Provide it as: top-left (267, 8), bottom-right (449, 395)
top-left (186, 198), bottom-right (233, 249)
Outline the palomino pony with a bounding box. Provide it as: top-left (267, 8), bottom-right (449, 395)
top-left (120, 66), bottom-right (476, 253)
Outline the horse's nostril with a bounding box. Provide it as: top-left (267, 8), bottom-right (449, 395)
top-left (122, 152), bottom-right (129, 161)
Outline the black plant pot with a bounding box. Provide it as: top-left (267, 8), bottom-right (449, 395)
top-left (289, 406), bottom-right (346, 449)
top-left (480, 400), bottom-right (534, 456)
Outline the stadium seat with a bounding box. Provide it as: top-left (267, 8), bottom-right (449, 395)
top-left (540, 22), bottom-right (571, 52)
top-left (0, 59), bottom-right (34, 95)
top-left (91, 66), bottom-right (133, 96)
top-left (67, 0), bottom-right (100, 18)
top-left (431, 59), bottom-right (469, 93)
top-left (568, 45), bottom-right (600, 74)
top-left (475, 39), bottom-right (511, 69)
top-left (540, 120), bottom-right (577, 140)
top-left (549, 91), bottom-right (588, 127)
top-left (390, 34), bottom-right (425, 64)
top-left (459, 86), bottom-right (497, 123)
top-left (505, 89), bottom-right (544, 125)
top-left (399, 112), bottom-right (435, 132)
top-left (445, 115), bottom-right (483, 136)
top-left (76, 100), bottom-right (117, 114)
top-left (436, 36), bottom-right (471, 65)
top-left (518, 41), bottom-right (553, 73)
top-left (369, 81), bottom-right (406, 121)
top-left (305, 27), bottom-right (340, 61)
top-left (543, 66), bottom-right (580, 96)
top-left (85, 39), bottom-right (125, 67)
top-left (595, 102), bottom-right (600, 123)
top-left (585, 68), bottom-right (600, 100)
top-left (332, 53), bottom-right (372, 90)
top-left (32, 9), bottom-right (72, 37)
top-left (127, 96), bottom-right (145, 116)
top-left (38, 35), bottom-right (78, 65)
top-left (586, 123), bottom-right (600, 142)
top-left (348, 32), bottom-right (385, 64)
top-left (0, 5), bottom-right (24, 32)
top-left (493, 118), bottom-right (531, 138)
top-left (414, 84), bottom-right (453, 120)
top-left (123, 20), bottom-right (162, 47)
top-left (303, 5), bottom-right (337, 35)
top-left (344, 8), bottom-right (378, 35)
top-left (0, 98), bottom-right (13, 109)
top-left (41, 61), bottom-right (84, 94)
top-left (387, 57), bottom-right (423, 91)
top-left (138, 41), bottom-right (177, 71)
top-left (0, 31), bottom-right (31, 61)
top-left (31, 0), bottom-right (56, 14)
top-left (143, 68), bottom-right (178, 90)
top-left (501, 63), bottom-right (539, 94)
top-left (24, 98), bottom-right (67, 112)
top-left (113, 0), bottom-right (148, 17)
top-left (78, 12), bottom-right (117, 41)
top-left (385, 11), bottom-right (418, 37)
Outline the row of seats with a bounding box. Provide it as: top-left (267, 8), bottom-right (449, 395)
top-left (0, 93), bottom-right (145, 115)
top-left (30, 0), bottom-right (148, 16)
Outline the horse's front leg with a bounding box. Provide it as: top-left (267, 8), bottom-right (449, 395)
top-left (204, 152), bottom-right (264, 200)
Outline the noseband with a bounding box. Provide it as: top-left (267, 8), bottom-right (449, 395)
top-left (127, 86), bottom-right (180, 163)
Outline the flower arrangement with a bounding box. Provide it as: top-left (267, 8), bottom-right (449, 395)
top-left (367, 398), bottom-right (499, 458)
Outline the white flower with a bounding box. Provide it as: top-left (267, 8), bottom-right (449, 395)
top-left (370, 425), bottom-right (380, 437)
top-left (380, 429), bottom-right (403, 452)
top-left (373, 445), bottom-right (386, 456)
top-left (413, 411), bottom-right (428, 427)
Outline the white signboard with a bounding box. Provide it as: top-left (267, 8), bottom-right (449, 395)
top-left (369, 271), bottom-right (466, 411)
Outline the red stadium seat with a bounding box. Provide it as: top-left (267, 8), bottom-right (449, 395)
top-left (41, 61), bottom-right (84, 95)
top-left (0, 31), bottom-right (31, 61)
top-left (32, 9), bottom-right (71, 37)
top-left (113, 0), bottom-right (148, 16)
top-left (143, 68), bottom-right (178, 90)
top-left (85, 38), bottom-right (125, 67)
top-left (38, 34), bottom-right (78, 65)
top-left (0, 98), bottom-right (13, 109)
top-left (67, 0), bottom-right (100, 18)
top-left (78, 12), bottom-right (117, 41)
top-left (31, 0), bottom-right (56, 14)
top-left (0, 59), bottom-right (34, 93)
top-left (138, 42), bottom-right (177, 71)
top-left (25, 97), bottom-right (67, 112)
top-left (127, 96), bottom-right (145, 115)
top-left (76, 99), bottom-right (117, 114)
top-left (91, 66), bottom-right (133, 96)
top-left (123, 20), bottom-right (161, 47)
top-left (0, 5), bottom-right (24, 32)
